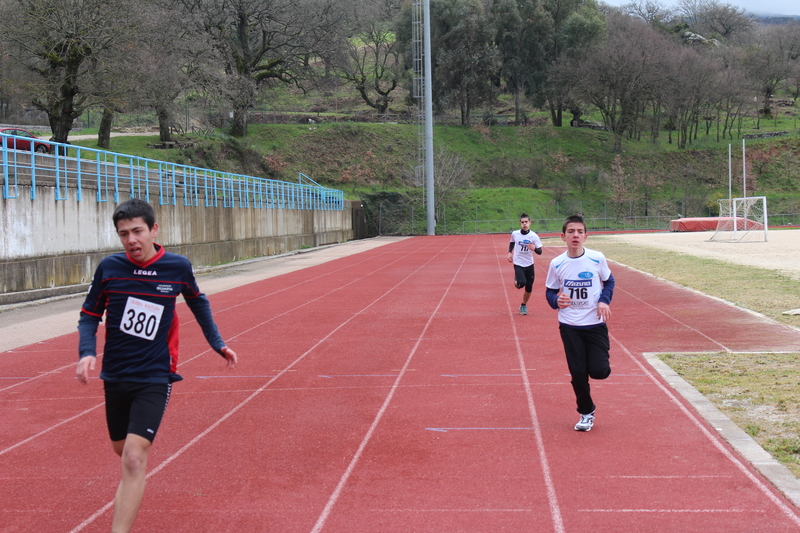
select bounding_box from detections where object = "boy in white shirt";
[545,215,615,431]
[507,214,543,315]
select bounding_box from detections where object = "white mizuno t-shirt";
[545,247,612,327]
[510,230,543,267]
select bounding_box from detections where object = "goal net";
[708,196,768,242]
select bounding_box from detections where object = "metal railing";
[1,133,344,210]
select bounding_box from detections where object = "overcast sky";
[601,0,800,17]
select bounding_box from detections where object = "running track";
[2,235,800,533]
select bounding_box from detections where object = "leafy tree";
[431,0,499,126]
[491,0,552,125]
[540,0,606,126]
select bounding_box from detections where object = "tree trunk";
[231,107,248,137]
[762,87,772,118]
[613,131,623,152]
[548,99,563,127]
[156,106,172,143]
[49,100,76,146]
[97,108,114,149]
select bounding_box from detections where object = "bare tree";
[173,0,344,137]
[677,0,753,43]
[564,14,669,151]
[328,1,403,115]
[622,0,674,27]
[742,22,800,118]
[0,0,140,143]
[405,145,473,217]
[125,7,219,143]
[660,46,717,148]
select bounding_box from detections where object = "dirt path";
[597,228,800,281]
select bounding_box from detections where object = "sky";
[600,0,800,17]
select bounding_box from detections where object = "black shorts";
[104,381,172,442]
[514,264,535,292]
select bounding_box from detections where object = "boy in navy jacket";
[76,198,238,533]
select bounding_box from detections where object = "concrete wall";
[0,183,354,302]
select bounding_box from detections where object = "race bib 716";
[120,297,164,341]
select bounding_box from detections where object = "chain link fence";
[364,196,800,236]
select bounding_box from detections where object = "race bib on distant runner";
[120,297,164,341]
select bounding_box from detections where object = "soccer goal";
[708,196,769,242]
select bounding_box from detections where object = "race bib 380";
[120,297,164,341]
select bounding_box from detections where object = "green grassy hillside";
[75,118,800,232]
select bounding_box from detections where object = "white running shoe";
[575,411,595,431]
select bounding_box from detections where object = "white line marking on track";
[70,238,445,532]
[0,403,103,457]
[584,508,761,513]
[309,238,473,533]
[580,475,731,479]
[371,508,536,512]
[614,286,731,352]
[612,334,800,527]
[499,248,565,533]
[0,362,75,393]
[425,427,534,432]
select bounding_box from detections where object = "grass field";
[580,237,800,477]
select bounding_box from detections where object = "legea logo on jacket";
[133,269,157,276]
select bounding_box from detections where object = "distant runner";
[508,213,543,316]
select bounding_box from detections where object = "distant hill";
[754,15,800,24]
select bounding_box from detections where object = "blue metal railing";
[1,133,344,210]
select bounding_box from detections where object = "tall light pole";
[423,0,435,235]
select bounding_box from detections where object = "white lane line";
[309,237,474,533]
[0,362,76,393]
[0,403,103,457]
[7,240,441,459]
[70,238,450,532]
[584,508,761,513]
[613,334,800,527]
[613,284,731,352]
[6,239,418,387]
[499,245,565,533]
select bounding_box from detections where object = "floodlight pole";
[742,139,747,199]
[423,0,435,235]
[727,144,732,207]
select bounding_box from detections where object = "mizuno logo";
[565,279,592,288]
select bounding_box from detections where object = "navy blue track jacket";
[78,244,225,383]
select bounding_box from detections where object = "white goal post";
[708,196,769,242]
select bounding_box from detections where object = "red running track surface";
[2,235,799,532]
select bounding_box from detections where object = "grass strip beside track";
[572,238,800,478]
